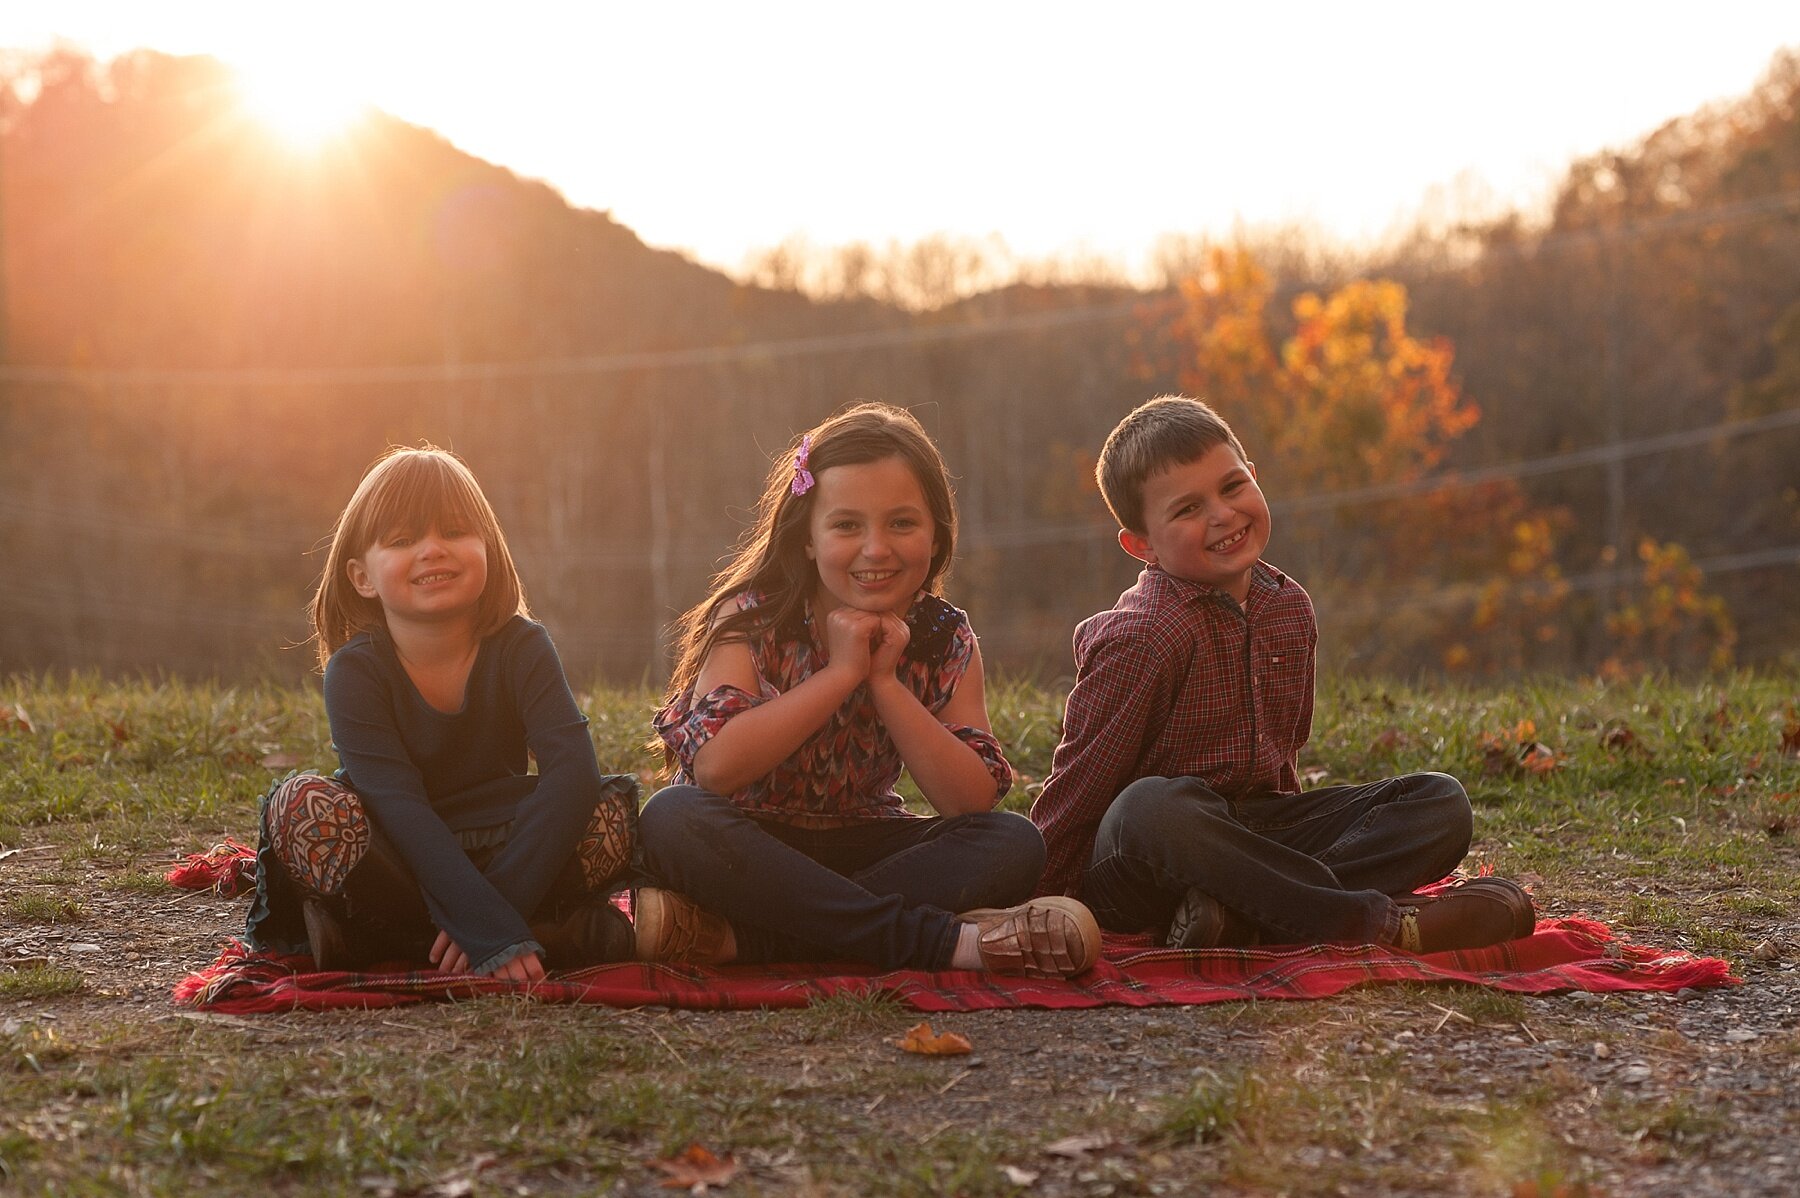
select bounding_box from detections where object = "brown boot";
[301,898,355,970]
[634,888,735,965]
[1394,878,1536,953]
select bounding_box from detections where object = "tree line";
[1,48,1793,682]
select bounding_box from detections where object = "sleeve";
[1028,615,1172,899]
[652,683,769,778]
[476,623,611,922]
[323,648,540,974]
[933,619,1013,803]
[946,723,1013,803]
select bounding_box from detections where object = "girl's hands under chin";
[822,606,882,679]
[868,611,911,680]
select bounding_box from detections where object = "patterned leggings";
[264,773,637,905]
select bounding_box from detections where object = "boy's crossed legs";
[1084,773,1531,951]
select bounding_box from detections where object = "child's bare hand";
[822,606,882,678]
[492,952,546,983]
[869,612,910,678]
[430,929,470,974]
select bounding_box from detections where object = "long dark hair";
[663,402,958,702]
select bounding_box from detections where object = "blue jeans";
[1083,772,1472,944]
[637,785,1046,969]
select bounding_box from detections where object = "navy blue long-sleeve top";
[322,615,604,974]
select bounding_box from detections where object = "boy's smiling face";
[1119,442,1270,604]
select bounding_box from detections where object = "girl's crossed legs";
[636,784,1047,970]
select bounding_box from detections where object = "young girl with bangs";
[638,402,1100,977]
[245,446,637,979]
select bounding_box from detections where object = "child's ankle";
[949,922,981,970]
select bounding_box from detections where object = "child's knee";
[263,774,369,894]
[1415,772,1473,860]
[985,809,1046,879]
[637,784,729,845]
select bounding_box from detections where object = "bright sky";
[6,1,1800,274]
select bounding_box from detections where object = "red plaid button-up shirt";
[1030,562,1316,900]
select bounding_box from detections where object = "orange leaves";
[1780,706,1800,759]
[894,1021,973,1056]
[1482,719,1561,777]
[647,1144,739,1192]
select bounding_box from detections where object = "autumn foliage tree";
[1159,247,1574,674]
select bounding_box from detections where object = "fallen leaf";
[109,720,131,744]
[1599,723,1644,754]
[0,705,35,734]
[260,752,303,769]
[1044,1133,1112,1158]
[1752,940,1782,961]
[648,1143,739,1191]
[1781,710,1800,759]
[1519,743,1560,775]
[999,1164,1040,1186]
[895,1021,973,1056]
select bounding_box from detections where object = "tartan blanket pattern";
[173,917,1736,1015]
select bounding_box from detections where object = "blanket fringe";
[166,841,258,898]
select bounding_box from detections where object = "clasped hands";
[820,606,911,683]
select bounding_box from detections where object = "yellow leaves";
[647,1144,739,1192]
[894,1021,973,1056]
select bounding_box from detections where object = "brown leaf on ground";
[1519,743,1561,775]
[648,1143,739,1191]
[895,1021,973,1056]
[1780,709,1800,758]
[1599,723,1641,752]
[0,704,36,734]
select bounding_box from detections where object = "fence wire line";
[3,186,1799,389]
[4,402,1797,557]
[0,299,1149,387]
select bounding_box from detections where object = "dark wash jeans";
[637,785,1046,970]
[1084,772,1472,945]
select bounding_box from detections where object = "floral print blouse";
[653,592,1013,827]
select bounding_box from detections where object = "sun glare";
[233,59,370,149]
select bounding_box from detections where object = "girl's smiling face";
[347,521,490,629]
[805,455,938,616]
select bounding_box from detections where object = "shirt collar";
[1143,561,1285,609]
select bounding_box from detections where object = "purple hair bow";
[790,435,815,496]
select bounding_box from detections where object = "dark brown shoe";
[302,898,354,970]
[1163,887,1260,948]
[1395,877,1536,953]
[532,900,634,969]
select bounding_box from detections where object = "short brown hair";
[309,446,528,670]
[1096,396,1247,533]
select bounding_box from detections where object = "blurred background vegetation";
[1,49,1795,684]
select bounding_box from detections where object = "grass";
[0,669,1797,1195]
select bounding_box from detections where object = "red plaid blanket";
[173,918,1735,1015]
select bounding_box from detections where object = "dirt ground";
[5,840,1800,1197]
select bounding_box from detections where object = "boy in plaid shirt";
[1030,397,1535,952]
